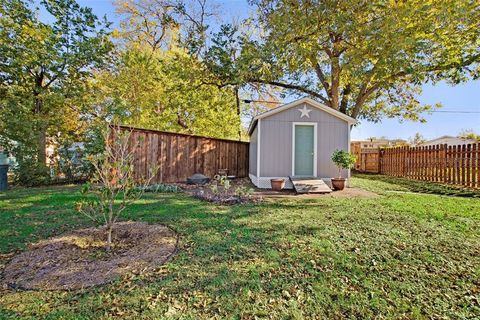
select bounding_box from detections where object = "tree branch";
[330,56,341,110]
[309,55,331,106]
[339,84,351,114]
[251,79,330,104]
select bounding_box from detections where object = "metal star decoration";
[298,105,312,118]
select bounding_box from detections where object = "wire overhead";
[244,99,480,114]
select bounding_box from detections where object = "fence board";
[466,144,471,187]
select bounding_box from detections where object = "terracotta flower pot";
[270,178,285,191]
[331,178,346,191]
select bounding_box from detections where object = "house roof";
[419,135,476,146]
[248,97,357,135]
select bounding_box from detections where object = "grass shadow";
[353,173,480,197]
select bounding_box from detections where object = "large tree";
[115,0,216,55]
[0,0,112,172]
[216,0,480,122]
[109,0,245,139]
[91,47,241,140]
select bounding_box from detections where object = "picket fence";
[378,144,480,189]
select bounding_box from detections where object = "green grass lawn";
[1,175,479,319]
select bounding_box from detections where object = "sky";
[75,0,480,141]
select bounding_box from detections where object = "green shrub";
[13,162,51,186]
[50,144,91,182]
[331,150,356,178]
[11,146,51,186]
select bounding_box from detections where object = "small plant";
[219,176,231,192]
[210,176,231,195]
[331,150,356,178]
[210,183,219,195]
[76,125,157,250]
[235,186,254,198]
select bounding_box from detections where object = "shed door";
[294,124,315,176]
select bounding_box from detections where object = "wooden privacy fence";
[359,144,480,189]
[116,126,249,184]
[353,148,380,173]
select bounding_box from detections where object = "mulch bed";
[185,178,263,205]
[191,191,262,205]
[1,222,177,291]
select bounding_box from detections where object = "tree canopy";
[91,47,240,139]
[213,0,480,122]
[0,0,112,182]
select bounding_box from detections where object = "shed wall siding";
[259,102,349,178]
[249,126,257,176]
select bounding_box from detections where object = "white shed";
[248,97,357,189]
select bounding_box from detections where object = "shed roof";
[248,97,357,135]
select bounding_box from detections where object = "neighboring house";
[0,144,17,167]
[350,138,408,172]
[248,97,357,189]
[351,138,408,149]
[419,135,477,146]
[46,142,85,166]
[0,141,85,174]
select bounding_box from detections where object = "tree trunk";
[106,223,113,251]
[37,128,47,166]
[33,72,47,168]
[34,94,47,168]
[234,86,241,140]
[330,56,340,110]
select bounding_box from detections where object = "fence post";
[406,146,411,178]
[460,144,466,187]
[427,146,431,181]
[400,146,404,176]
[379,148,383,173]
[413,147,420,180]
[417,146,421,181]
[466,144,471,188]
[446,145,450,184]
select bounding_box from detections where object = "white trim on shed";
[291,122,317,177]
[256,119,261,178]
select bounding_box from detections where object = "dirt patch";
[257,187,379,199]
[1,222,177,291]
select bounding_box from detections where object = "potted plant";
[270,178,285,191]
[331,150,356,190]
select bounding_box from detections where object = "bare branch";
[251,79,330,104]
